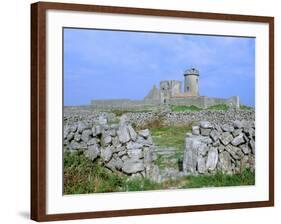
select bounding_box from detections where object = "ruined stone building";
[91,68,240,110]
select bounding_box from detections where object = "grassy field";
[170,104,253,112]
[64,152,254,194]
[150,126,191,150]
[170,105,202,112]
[150,126,191,169]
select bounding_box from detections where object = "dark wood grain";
[31,1,274,221]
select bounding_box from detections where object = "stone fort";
[91,68,240,110]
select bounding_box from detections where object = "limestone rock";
[109,128,117,137]
[197,156,207,173]
[221,124,234,132]
[231,134,245,146]
[220,132,233,145]
[66,132,74,141]
[122,159,144,174]
[210,130,219,141]
[127,124,137,141]
[87,138,98,146]
[81,129,92,142]
[70,124,77,133]
[218,145,225,153]
[143,147,156,166]
[85,145,100,161]
[105,157,123,171]
[117,125,131,143]
[199,121,213,129]
[218,151,232,173]
[249,139,255,154]
[232,128,242,137]
[126,142,143,150]
[64,126,70,139]
[183,135,209,173]
[138,129,150,138]
[127,149,143,159]
[145,164,160,183]
[206,147,218,171]
[102,134,112,146]
[239,144,250,154]
[233,120,243,129]
[240,156,250,172]
[70,141,81,150]
[74,133,81,142]
[101,146,113,162]
[225,145,243,160]
[192,126,200,135]
[200,128,212,136]
[77,121,90,133]
[198,144,208,156]
[95,125,102,136]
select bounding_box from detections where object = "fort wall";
[91,96,239,110]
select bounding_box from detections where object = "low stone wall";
[183,120,255,175]
[125,109,255,128]
[64,119,160,181]
[64,108,117,127]
[90,99,160,110]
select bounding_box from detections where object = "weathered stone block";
[231,134,245,146]
[220,132,233,145]
[138,129,150,138]
[101,146,113,162]
[199,121,213,129]
[206,147,218,171]
[81,129,92,142]
[218,151,232,174]
[221,124,234,132]
[117,125,131,143]
[127,149,143,159]
[200,128,212,136]
[210,129,219,142]
[197,156,207,174]
[192,126,200,135]
[127,124,137,141]
[85,145,100,161]
[122,159,144,174]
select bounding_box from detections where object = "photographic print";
[31,2,274,221]
[63,28,256,194]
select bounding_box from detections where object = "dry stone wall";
[64,117,160,181]
[183,120,255,175]
[126,109,254,128]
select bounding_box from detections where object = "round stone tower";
[184,68,199,96]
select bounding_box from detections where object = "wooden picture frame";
[31,1,274,221]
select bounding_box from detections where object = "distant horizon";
[64,28,255,107]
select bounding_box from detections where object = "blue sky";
[64,28,255,106]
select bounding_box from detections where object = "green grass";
[182,169,255,188]
[171,105,202,112]
[170,103,255,112]
[109,109,152,116]
[150,126,191,151]
[207,104,229,111]
[240,104,253,110]
[150,126,191,169]
[64,151,124,194]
